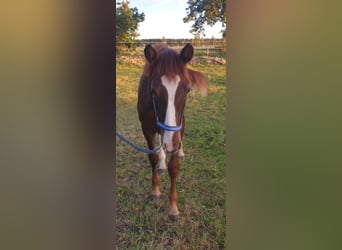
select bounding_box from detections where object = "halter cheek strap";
[152,95,183,132]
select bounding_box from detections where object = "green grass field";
[116,54,226,249]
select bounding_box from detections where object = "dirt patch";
[118,56,145,66]
[191,56,226,65]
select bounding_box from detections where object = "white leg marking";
[169,204,179,216]
[161,75,180,152]
[158,135,167,169]
[178,142,185,158]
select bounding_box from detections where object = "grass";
[116,53,226,249]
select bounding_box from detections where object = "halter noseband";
[152,95,183,132]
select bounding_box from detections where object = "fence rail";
[116,41,225,59]
[117,38,224,48]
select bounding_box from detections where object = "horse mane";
[152,43,168,54]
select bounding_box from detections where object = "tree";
[116,1,145,49]
[183,0,226,37]
[210,35,216,46]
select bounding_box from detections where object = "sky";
[127,0,223,39]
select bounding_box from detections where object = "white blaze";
[161,75,180,152]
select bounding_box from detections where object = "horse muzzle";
[162,133,182,155]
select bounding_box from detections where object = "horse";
[137,43,207,221]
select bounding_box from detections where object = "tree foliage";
[116,1,145,48]
[183,0,226,37]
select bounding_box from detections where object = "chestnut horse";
[137,43,207,221]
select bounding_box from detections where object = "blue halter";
[152,95,183,132]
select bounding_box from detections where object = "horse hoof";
[168,214,179,222]
[158,168,167,175]
[148,194,161,201]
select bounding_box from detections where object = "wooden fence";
[116,41,225,58]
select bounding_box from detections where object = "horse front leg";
[143,130,161,199]
[168,153,180,221]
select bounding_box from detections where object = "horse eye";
[186,87,191,93]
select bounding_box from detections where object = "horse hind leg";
[158,135,167,175]
[178,142,185,160]
[178,117,185,160]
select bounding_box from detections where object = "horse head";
[143,43,207,153]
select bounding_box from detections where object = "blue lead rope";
[116,95,182,154]
[115,131,161,154]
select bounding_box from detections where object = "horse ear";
[144,44,157,63]
[180,43,194,63]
